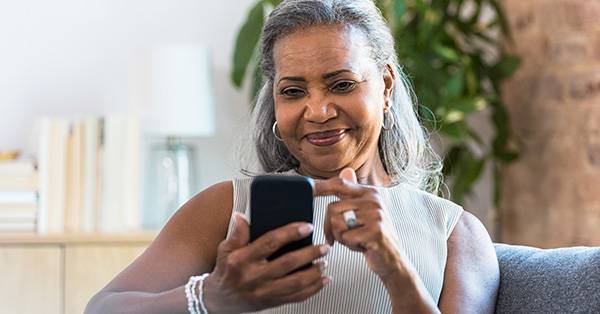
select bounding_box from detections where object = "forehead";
[272,24,374,78]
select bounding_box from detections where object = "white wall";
[0,0,256,190]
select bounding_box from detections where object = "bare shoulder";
[102,180,234,293]
[449,211,494,248]
[162,180,234,243]
[439,211,499,313]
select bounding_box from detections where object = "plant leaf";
[433,44,461,62]
[264,0,282,7]
[448,148,486,204]
[442,144,465,176]
[394,0,407,18]
[463,157,486,188]
[440,121,468,142]
[466,126,485,145]
[444,71,465,99]
[231,2,265,88]
[466,68,478,95]
[491,55,521,80]
[451,97,487,113]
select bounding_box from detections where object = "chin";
[293,142,356,173]
[305,156,351,174]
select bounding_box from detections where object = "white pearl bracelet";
[185,273,211,314]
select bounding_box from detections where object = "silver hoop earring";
[272,121,283,141]
[382,111,395,131]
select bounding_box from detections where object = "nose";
[303,94,337,123]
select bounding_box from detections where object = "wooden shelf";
[0,232,157,244]
[1,236,151,314]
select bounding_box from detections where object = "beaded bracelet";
[185,276,199,314]
[197,273,211,314]
[185,274,211,314]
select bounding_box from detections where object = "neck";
[297,156,393,187]
[353,156,393,186]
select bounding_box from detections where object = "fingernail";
[320,244,331,255]
[319,260,328,271]
[322,276,332,285]
[298,223,313,236]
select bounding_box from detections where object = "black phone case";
[250,175,314,264]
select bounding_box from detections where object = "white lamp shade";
[136,45,215,138]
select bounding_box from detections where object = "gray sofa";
[494,244,600,313]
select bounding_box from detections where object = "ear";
[382,64,395,112]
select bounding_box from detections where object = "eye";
[330,80,358,93]
[280,87,306,98]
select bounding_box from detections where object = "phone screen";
[250,175,314,264]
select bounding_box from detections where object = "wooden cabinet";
[0,234,154,314]
[0,246,62,313]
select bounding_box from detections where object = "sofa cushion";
[494,243,600,313]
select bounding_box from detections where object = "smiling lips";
[306,129,347,146]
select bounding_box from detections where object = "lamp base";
[142,137,196,230]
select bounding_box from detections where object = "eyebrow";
[277,69,357,84]
[322,69,354,80]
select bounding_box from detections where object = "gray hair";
[245,0,443,193]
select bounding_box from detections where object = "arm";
[86,180,330,314]
[438,211,500,314]
[316,169,439,313]
[316,169,498,313]
[85,181,234,314]
[383,211,499,314]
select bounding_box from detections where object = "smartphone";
[250,175,314,265]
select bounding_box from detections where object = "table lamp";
[135,45,215,229]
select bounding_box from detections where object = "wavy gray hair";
[245,0,443,193]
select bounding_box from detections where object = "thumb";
[339,168,358,184]
[222,213,250,252]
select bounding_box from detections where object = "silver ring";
[343,210,357,229]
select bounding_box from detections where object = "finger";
[279,274,331,304]
[329,208,370,243]
[334,210,385,250]
[219,213,250,254]
[339,167,357,184]
[325,199,379,241]
[314,176,364,198]
[262,244,330,279]
[323,187,378,245]
[327,198,382,216]
[259,262,326,299]
[339,224,379,252]
[338,211,388,251]
[323,205,334,245]
[242,222,314,261]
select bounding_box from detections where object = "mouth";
[305,129,348,146]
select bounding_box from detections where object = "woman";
[86,0,499,313]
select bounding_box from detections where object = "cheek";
[274,101,302,139]
[345,93,384,129]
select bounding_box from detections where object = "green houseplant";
[230,0,520,208]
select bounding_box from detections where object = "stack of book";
[36,116,141,234]
[0,159,38,232]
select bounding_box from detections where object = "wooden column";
[500,0,600,247]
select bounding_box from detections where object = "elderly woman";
[86,0,499,313]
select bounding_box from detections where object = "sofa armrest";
[494,243,600,313]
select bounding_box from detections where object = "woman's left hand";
[314,168,408,279]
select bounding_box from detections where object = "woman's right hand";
[202,213,331,314]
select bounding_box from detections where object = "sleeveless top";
[226,171,463,313]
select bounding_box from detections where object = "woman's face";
[272,24,393,178]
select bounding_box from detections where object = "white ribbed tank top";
[226,171,463,313]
